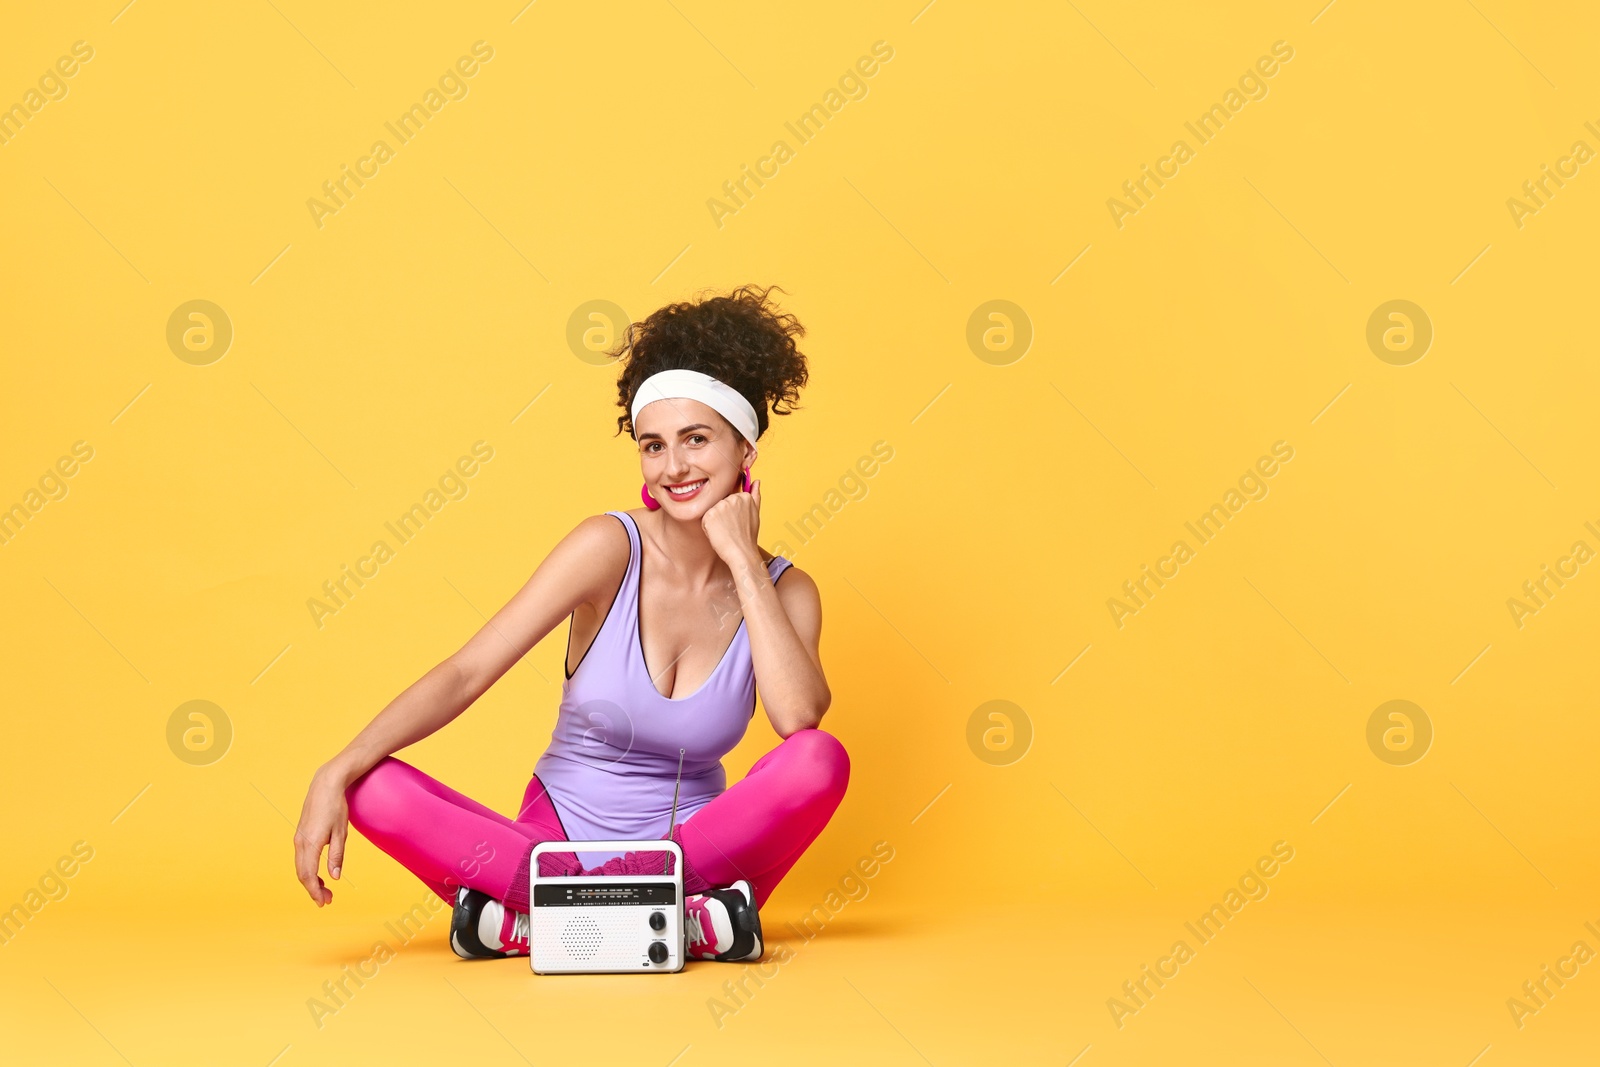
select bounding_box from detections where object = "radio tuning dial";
[648,911,667,931]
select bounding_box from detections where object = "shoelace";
[510,909,530,947]
[683,909,706,948]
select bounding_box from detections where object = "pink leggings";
[345,728,849,910]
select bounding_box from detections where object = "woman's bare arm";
[701,480,830,737]
[292,513,625,905]
[321,513,621,782]
[738,559,830,737]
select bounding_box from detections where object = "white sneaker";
[684,880,763,962]
[449,886,530,959]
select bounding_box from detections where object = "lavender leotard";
[533,510,793,865]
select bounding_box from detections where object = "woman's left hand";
[703,477,762,566]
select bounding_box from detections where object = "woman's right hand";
[294,765,351,907]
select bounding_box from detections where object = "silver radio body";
[528,840,683,974]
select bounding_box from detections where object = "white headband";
[630,368,761,446]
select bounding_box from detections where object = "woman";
[292,285,850,963]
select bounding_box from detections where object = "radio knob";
[648,941,669,963]
[648,911,666,931]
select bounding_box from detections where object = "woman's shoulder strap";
[603,510,642,560]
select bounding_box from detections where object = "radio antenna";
[664,747,685,875]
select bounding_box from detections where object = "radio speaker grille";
[560,915,603,959]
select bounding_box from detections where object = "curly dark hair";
[611,284,809,441]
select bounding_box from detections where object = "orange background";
[2,1,1598,1064]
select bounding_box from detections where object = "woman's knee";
[781,727,850,798]
[344,756,419,833]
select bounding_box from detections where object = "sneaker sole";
[731,880,763,962]
[450,886,496,959]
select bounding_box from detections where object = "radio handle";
[531,839,684,875]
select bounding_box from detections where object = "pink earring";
[740,467,752,493]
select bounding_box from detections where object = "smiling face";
[635,397,754,512]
